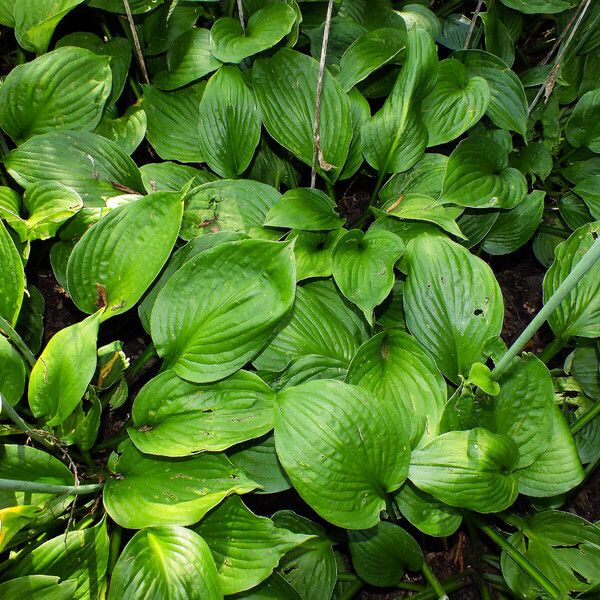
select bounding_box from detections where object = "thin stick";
[422,561,449,600]
[571,399,600,435]
[463,0,484,50]
[123,0,150,85]
[492,237,600,380]
[236,0,245,33]
[529,0,592,114]
[311,0,334,188]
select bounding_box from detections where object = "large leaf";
[13,0,83,53]
[253,49,352,182]
[211,3,296,64]
[4,131,143,205]
[129,370,275,456]
[441,136,527,208]
[0,220,24,324]
[332,229,404,323]
[348,522,422,587]
[0,576,76,600]
[67,192,182,318]
[274,380,410,529]
[4,522,108,600]
[347,330,446,447]
[28,311,101,427]
[455,49,528,136]
[421,58,490,146]
[0,336,26,406]
[142,83,205,163]
[198,66,260,178]
[182,180,281,241]
[361,26,436,176]
[108,527,222,600]
[0,47,111,144]
[543,222,600,339]
[103,441,258,528]
[499,0,577,14]
[501,511,600,599]
[403,234,504,382]
[252,280,368,373]
[195,496,311,595]
[151,240,295,383]
[566,90,600,156]
[408,428,519,513]
[155,28,221,90]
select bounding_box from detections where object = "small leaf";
[466,362,500,396]
[103,441,258,528]
[0,220,24,324]
[566,89,600,154]
[0,336,26,406]
[0,576,76,600]
[288,229,345,281]
[274,380,410,529]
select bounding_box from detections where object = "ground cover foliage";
[0,0,599,598]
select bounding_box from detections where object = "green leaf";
[198,66,260,178]
[94,104,147,155]
[108,527,222,600]
[543,222,600,339]
[566,89,600,153]
[140,162,217,193]
[274,380,410,529]
[455,49,527,136]
[403,234,504,382]
[518,406,584,497]
[573,175,600,219]
[466,362,500,396]
[0,47,111,144]
[441,136,527,208]
[272,511,337,600]
[129,370,275,456]
[481,10,515,67]
[408,428,519,512]
[253,49,352,181]
[339,88,370,181]
[0,220,24,325]
[0,444,73,509]
[509,142,553,182]
[0,576,76,600]
[228,573,302,600]
[103,441,258,528]
[570,344,600,400]
[151,240,295,383]
[332,228,403,323]
[67,192,183,319]
[501,511,600,599]
[499,0,577,14]
[195,496,311,595]
[348,522,422,587]
[481,191,545,255]
[13,0,83,53]
[361,26,437,176]
[4,131,143,205]
[348,329,446,446]
[4,521,108,600]
[211,4,296,64]
[288,229,345,281]
[88,0,163,13]
[182,180,281,241]
[265,188,344,231]
[421,58,490,146]
[28,312,101,427]
[0,336,25,406]
[337,27,406,92]
[142,83,205,163]
[253,280,367,372]
[155,28,221,90]
[228,435,291,495]
[394,483,462,537]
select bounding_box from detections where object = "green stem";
[338,579,363,600]
[0,393,54,451]
[492,237,600,380]
[0,478,102,495]
[538,224,568,238]
[0,315,36,367]
[127,343,156,382]
[571,400,600,435]
[538,336,568,364]
[421,561,448,600]
[474,518,561,599]
[395,581,426,591]
[355,170,386,229]
[92,428,129,451]
[405,576,467,600]
[108,524,122,573]
[324,178,336,203]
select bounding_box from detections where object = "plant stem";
[538,224,568,238]
[396,581,426,591]
[407,576,467,600]
[463,0,484,50]
[108,524,122,573]
[122,0,150,84]
[0,315,36,367]
[0,393,54,451]
[93,428,130,451]
[127,343,156,382]
[0,478,102,495]
[538,336,568,364]
[570,400,600,435]
[474,518,561,599]
[236,0,245,32]
[338,579,363,600]
[492,237,600,380]
[422,561,448,600]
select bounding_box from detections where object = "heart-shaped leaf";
[274,380,410,529]
[288,228,345,281]
[108,527,222,600]
[103,441,258,528]
[129,370,275,456]
[67,192,183,319]
[151,240,296,383]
